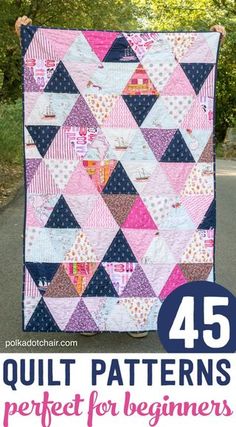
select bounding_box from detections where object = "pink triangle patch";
[43,29,81,57]
[28,161,60,194]
[26,159,42,187]
[26,201,42,227]
[65,299,99,331]
[159,264,187,300]
[142,163,176,196]
[122,196,157,229]
[25,29,59,60]
[122,228,157,262]
[161,163,194,194]
[181,98,212,129]
[63,163,99,195]
[63,95,99,127]
[121,264,155,297]
[84,196,118,229]
[24,93,42,122]
[45,126,76,160]
[103,97,138,128]
[161,230,194,262]
[82,31,120,61]
[181,33,215,63]
[181,195,214,227]
[24,269,41,297]
[161,65,195,96]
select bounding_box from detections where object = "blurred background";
[0,0,235,203]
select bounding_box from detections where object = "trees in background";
[0,0,235,142]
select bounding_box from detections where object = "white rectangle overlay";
[0,353,235,427]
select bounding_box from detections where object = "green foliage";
[216,30,236,142]
[0,0,235,154]
[0,98,22,165]
[216,142,224,157]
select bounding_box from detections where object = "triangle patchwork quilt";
[22,27,220,332]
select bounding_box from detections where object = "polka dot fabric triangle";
[21,26,220,332]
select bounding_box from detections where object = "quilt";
[21,27,220,332]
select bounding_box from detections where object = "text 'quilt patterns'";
[21,27,220,332]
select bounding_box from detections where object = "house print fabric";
[21,27,220,332]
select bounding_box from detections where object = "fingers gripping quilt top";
[21,27,220,332]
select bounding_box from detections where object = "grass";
[0,98,23,165]
[216,143,224,158]
[0,99,23,205]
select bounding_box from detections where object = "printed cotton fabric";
[21,27,220,332]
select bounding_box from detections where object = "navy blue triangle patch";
[102,229,137,262]
[26,125,60,157]
[198,200,216,229]
[180,63,214,95]
[122,95,158,126]
[102,161,137,195]
[25,298,60,332]
[160,129,195,162]
[21,25,38,56]
[45,195,81,228]
[25,262,60,295]
[44,61,79,93]
[103,35,139,62]
[82,265,118,297]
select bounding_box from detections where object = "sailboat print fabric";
[21,27,220,332]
